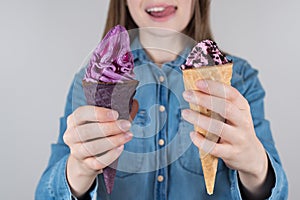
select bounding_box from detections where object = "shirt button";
[158,139,165,146]
[159,76,165,82]
[159,105,165,112]
[157,175,164,182]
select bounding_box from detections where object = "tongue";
[150,6,176,17]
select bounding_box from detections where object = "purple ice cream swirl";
[84,25,135,83]
[182,39,230,70]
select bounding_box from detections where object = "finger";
[74,132,133,159]
[85,145,124,171]
[190,131,230,159]
[196,80,249,110]
[183,90,245,125]
[190,131,217,155]
[67,106,119,127]
[182,109,236,143]
[67,120,132,143]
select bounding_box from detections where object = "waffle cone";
[182,63,233,195]
[82,79,139,194]
[82,80,139,119]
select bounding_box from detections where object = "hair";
[102,0,213,42]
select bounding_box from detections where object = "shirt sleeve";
[35,69,99,200]
[230,58,288,199]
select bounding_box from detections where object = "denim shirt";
[36,38,288,200]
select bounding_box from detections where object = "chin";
[140,26,182,37]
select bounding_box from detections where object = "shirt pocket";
[115,109,148,178]
[177,120,226,175]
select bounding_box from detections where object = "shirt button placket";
[157,72,167,200]
[158,106,166,147]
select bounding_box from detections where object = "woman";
[36,0,288,199]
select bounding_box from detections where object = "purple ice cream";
[181,39,230,69]
[84,25,135,83]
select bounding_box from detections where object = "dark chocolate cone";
[82,79,139,193]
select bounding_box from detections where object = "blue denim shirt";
[36,38,288,200]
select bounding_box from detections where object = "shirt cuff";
[265,151,288,199]
[70,177,98,200]
[61,155,99,200]
[230,151,288,200]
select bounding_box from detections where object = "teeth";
[146,7,165,12]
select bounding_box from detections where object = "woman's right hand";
[63,105,133,198]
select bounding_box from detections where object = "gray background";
[1,0,299,199]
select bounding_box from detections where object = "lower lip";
[146,6,177,22]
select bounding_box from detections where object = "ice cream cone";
[82,79,139,193]
[182,63,233,195]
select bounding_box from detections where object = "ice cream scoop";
[84,25,135,83]
[182,39,230,69]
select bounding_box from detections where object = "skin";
[126,0,193,32]
[65,0,273,198]
[127,0,194,65]
[64,103,138,198]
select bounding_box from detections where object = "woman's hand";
[182,80,270,197]
[63,106,133,197]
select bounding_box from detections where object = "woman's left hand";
[181,79,269,194]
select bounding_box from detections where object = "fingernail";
[190,131,196,140]
[196,80,208,89]
[183,90,193,101]
[118,120,131,131]
[124,132,133,139]
[181,109,190,118]
[190,131,204,149]
[107,110,119,119]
